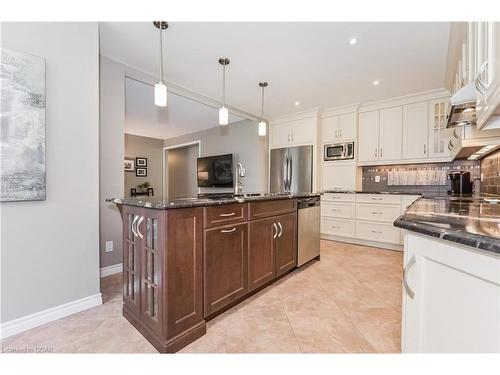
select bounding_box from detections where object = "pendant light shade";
[218,58,230,125]
[219,106,229,125]
[154,82,167,107]
[258,82,269,137]
[153,21,168,107]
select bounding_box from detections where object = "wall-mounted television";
[197,154,234,188]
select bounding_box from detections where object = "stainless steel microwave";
[324,142,355,161]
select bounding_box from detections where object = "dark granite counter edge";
[106,193,322,210]
[394,216,500,255]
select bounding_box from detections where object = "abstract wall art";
[1,48,46,202]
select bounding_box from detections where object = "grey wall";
[99,56,158,269]
[167,144,199,199]
[124,134,163,198]
[1,23,100,323]
[164,120,269,194]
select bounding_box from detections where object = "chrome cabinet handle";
[371,211,383,215]
[371,197,383,201]
[331,225,339,229]
[335,129,338,139]
[278,222,283,238]
[221,227,236,233]
[136,216,144,239]
[219,212,236,217]
[403,255,416,299]
[287,134,290,142]
[423,144,426,155]
[375,148,378,158]
[339,129,342,139]
[380,148,383,158]
[370,230,382,234]
[273,223,278,239]
[131,215,139,237]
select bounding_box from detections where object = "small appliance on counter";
[448,171,473,196]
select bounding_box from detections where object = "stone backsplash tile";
[480,150,500,196]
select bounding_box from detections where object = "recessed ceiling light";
[349,37,357,45]
[373,80,380,86]
[294,101,300,106]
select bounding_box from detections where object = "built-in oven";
[324,142,354,161]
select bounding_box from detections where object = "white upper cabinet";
[402,102,429,159]
[320,112,357,143]
[428,98,450,158]
[379,106,403,161]
[270,116,317,148]
[320,116,339,144]
[338,113,357,141]
[358,110,380,162]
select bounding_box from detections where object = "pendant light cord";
[159,26,163,82]
[222,65,226,106]
[261,86,265,119]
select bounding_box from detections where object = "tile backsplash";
[480,150,500,196]
[362,160,480,196]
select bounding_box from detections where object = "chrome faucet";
[234,163,245,195]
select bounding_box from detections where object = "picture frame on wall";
[124,158,135,172]
[136,157,147,167]
[136,168,147,177]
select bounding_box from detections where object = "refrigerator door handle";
[288,156,293,193]
[283,156,289,192]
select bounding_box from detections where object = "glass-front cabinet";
[428,98,451,158]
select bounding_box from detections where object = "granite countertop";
[107,192,321,210]
[394,196,500,254]
[322,190,425,196]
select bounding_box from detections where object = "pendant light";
[258,82,268,136]
[153,21,168,107]
[218,57,230,125]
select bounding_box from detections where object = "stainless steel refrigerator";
[270,146,313,194]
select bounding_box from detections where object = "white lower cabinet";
[321,201,355,219]
[402,233,500,352]
[356,203,402,222]
[355,220,401,244]
[321,217,355,238]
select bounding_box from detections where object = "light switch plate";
[105,241,113,253]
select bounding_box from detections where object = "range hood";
[446,83,477,128]
[449,124,500,160]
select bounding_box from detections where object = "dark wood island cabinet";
[113,194,319,352]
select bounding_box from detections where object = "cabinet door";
[358,111,380,162]
[292,117,316,145]
[321,162,357,191]
[275,212,297,276]
[139,209,164,334]
[270,122,291,148]
[402,102,428,159]
[338,112,357,141]
[379,106,403,161]
[428,99,450,158]
[204,223,248,316]
[320,116,339,143]
[122,206,142,316]
[248,217,276,292]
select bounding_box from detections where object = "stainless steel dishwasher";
[297,196,321,266]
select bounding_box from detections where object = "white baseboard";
[321,234,403,252]
[100,263,122,278]
[0,293,102,339]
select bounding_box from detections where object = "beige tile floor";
[1,240,403,353]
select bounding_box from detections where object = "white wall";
[0,23,100,325]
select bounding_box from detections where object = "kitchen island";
[394,196,500,352]
[109,193,320,353]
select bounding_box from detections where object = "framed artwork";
[124,158,135,172]
[136,168,147,177]
[136,157,147,167]
[1,48,46,202]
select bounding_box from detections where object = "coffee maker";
[448,171,473,196]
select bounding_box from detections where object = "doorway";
[163,141,200,200]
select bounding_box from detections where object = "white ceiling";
[124,77,243,139]
[101,22,451,120]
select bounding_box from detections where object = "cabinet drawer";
[355,194,402,205]
[321,193,356,203]
[249,199,297,220]
[204,203,248,229]
[321,202,355,219]
[356,203,402,222]
[355,221,401,244]
[321,217,355,238]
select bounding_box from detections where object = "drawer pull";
[331,225,339,229]
[371,197,383,201]
[331,209,339,212]
[219,212,236,217]
[220,227,236,233]
[371,211,383,215]
[371,230,382,234]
